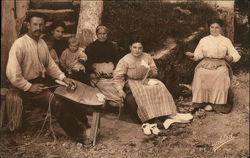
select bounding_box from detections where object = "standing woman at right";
[185,18,241,114]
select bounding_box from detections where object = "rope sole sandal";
[150,124,161,135]
[204,105,213,111]
[141,123,161,135]
[163,113,193,129]
[163,119,175,129]
[141,123,152,135]
[169,113,193,122]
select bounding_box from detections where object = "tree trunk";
[76,0,103,47]
[1,0,29,86]
[1,1,18,85]
[15,0,30,36]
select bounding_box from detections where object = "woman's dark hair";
[207,18,224,27]
[50,21,66,31]
[128,37,144,46]
[25,12,48,23]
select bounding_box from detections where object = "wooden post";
[76,0,103,48]
[15,0,30,36]
[1,0,29,86]
[1,0,18,85]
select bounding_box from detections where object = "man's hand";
[28,84,45,94]
[118,89,126,99]
[225,55,233,63]
[63,77,77,90]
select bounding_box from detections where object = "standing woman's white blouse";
[193,34,241,62]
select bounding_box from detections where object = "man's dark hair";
[25,12,48,23]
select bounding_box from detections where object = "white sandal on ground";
[141,123,152,135]
[163,119,175,129]
[169,113,193,122]
[163,113,193,129]
[150,124,161,135]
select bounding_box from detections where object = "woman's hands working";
[185,51,196,61]
[118,89,126,99]
[225,55,233,63]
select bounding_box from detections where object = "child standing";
[60,37,88,82]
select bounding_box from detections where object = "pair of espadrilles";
[141,113,193,135]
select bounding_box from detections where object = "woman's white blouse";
[193,35,241,62]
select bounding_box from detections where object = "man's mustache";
[34,30,42,33]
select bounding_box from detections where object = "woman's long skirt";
[128,79,177,122]
[192,59,231,104]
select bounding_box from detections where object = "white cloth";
[6,34,65,91]
[148,79,159,85]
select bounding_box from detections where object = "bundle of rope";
[6,88,23,131]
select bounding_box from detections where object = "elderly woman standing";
[114,39,192,135]
[185,18,241,114]
[85,25,122,107]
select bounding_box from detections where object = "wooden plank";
[28,9,75,13]
[29,0,74,10]
[27,9,78,22]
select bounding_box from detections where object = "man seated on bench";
[6,12,90,143]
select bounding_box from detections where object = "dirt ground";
[0,72,249,158]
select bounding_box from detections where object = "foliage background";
[102,1,218,53]
[101,1,249,97]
